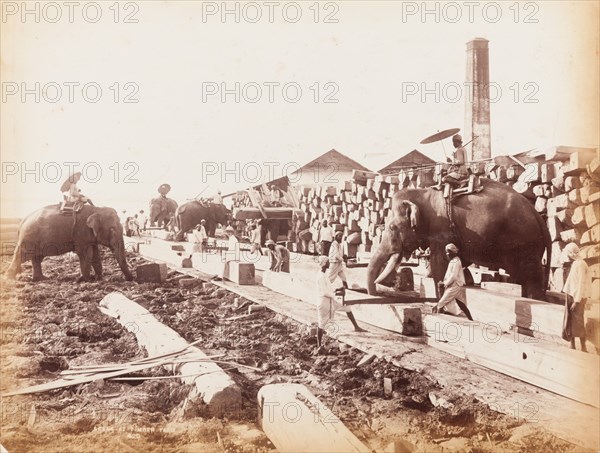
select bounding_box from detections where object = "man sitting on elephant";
[440,134,469,188]
[432,243,473,320]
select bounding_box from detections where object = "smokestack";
[464,38,491,161]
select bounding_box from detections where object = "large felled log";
[99,292,241,414]
[423,314,600,408]
[257,383,370,453]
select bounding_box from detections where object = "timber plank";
[423,314,600,408]
[258,383,370,453]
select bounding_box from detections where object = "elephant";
[174,201,231,241]
[367,180,551,300]
[149,196,178,229]
[4,204,133,282]
[259,219,291,245]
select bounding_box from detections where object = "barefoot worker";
[316,255,365,350]
[562,243,591,352]
[432,243,473,320]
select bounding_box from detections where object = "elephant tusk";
[374,253,400,284]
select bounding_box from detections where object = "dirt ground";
[0,250,589,453]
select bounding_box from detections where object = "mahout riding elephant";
[4,204,133,282]
[174,201,230,241]
[366,180,551,300]
[149,196,178,229]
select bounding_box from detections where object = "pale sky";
[1,1,598,217]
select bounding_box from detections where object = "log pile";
[292,146,599,295]
[295,168,434,256]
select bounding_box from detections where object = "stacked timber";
[292,146,599,295]
[295,168,435,257]
[543,149,600,298]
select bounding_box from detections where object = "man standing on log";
[315,256,365,352]
[328,231,349,289]
[432,243,473,320]
[562,243,591,352]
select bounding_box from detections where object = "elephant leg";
[4,245,23,279]
[31,256,46,281]
[91,245,103,280]
[77,247,93,282]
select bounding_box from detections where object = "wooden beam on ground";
[257,383,370,453]
[99,292,241,415]
[423,314,600,408]
[262,271,423,335]
[138,243,191,268]
[465,288,564,338]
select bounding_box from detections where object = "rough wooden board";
[480,282,522,297]
[138,243,189,268]
[136,249,600,451]
[423,314,600,408]
[99,292,241,414]
[258,383,370,453]
[465,288,564,338]
[227,261,256,285]
[262,271,422,335]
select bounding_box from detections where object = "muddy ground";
[0,250,587,453]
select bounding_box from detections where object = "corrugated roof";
[294,149,371,172]
[378,149,436,173]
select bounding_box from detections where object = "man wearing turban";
[432,243,473,320]
[315,255,365,353]
[562,243,591,352]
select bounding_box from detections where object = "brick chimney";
[464,38,491,161]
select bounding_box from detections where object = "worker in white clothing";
[561,243,591,352]
[315,256,365,353]
[432,243,473,320]
[319,220,334,256]
[328,231,349,289]
[191,220,208,253]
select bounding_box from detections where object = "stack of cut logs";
[294,146,599,297]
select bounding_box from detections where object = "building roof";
[378,149,436,173]
[293,149,371,173]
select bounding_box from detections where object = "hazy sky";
[1,1,598,217]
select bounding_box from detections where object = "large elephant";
[149,197,178,229]
[174,202,230,241]
[4,204,133,282]
[367,180,551,300]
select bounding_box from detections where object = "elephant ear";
[86,213,101,238]
[401,201,419,229]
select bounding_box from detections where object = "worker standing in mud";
[315,256,365,353]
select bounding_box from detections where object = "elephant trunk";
[367,246,393,295]
[374,253,400,285]
[113,237,133,281]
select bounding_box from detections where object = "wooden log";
[480,282,522,297]
[257,383,370,453]
[560,229,582,243]
[352,170,379,185]
[568,188,582,205]
[99,292,241,414]
[551,241,565,268]
[423,314,600,408]
[541,163,557,183]
[570,206,587,226]
[534,197,547,213]
[547,216,563,241]
[547,193,574,216]
[585,203,600,228]
[556,208,575,227]
[136,262,168,283]
[570,149,598,171]
[580,225,600,245]
[564,176,581,192]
